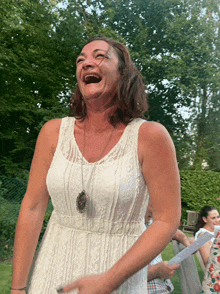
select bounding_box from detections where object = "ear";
[202,216,207,223]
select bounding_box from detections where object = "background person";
[194,206,220,266]
[146,202,193,293]
[10,36,181,294]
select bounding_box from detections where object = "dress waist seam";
[52,221,141,237]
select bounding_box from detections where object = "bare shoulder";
[25,119,62,202]
[41,118,62,137]
[138,121,175,162]
[39,119,62,152]
[139,121,172,143]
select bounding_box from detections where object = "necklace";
[76,121,115,213]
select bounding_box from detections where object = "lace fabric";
[27,117,149,294]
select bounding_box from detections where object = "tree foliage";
[0,0,219,175]
[76,0,220,169]
[0,0,84,177]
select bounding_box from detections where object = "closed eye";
[96,53,107,59]
[76,58,84,64]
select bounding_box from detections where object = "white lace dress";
[27,117,149,294]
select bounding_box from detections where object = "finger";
[57,281,79,293]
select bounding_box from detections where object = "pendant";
[76,190,88,213]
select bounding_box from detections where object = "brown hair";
[69,36,148,126]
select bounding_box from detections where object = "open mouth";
[84,74,102,84]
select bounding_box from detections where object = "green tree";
[0,0,84,177]
[204,92,220,171]
[1,0,219,174]
[73,0,219,168]
[164,0,220,169]
[87,0,220,169]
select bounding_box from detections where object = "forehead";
[82,40,110,53]
[208,210,219,217]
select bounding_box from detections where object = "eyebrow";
[78,49,108,57]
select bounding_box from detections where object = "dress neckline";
[72,117,131,164]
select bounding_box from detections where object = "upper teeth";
[84,74,100,81]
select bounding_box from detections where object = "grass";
[0,239,204,294]
[161,242,182,293]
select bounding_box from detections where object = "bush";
[180,170,220,222]
[0,196,20,261]
[0,195,53,261]
[0,176,27,202]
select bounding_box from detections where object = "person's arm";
[60,121,181,294]
[11,119,60,294]
[172,229,194,247]
[197,232,212,266]
[147,261,180,281]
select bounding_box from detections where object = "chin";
[83,93,102,101]
[82,88,102,99]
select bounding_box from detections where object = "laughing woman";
[11,36,181,294]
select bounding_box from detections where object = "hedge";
[180,170,220,222]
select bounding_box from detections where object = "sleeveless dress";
[27,117,149,294]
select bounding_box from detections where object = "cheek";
[107,69,120,85]
[76,73,83,90]
[76,66,81,81]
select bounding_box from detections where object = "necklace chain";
[76,121,114,213]
[81,121,115,187]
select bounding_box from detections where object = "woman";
[194,206,220,265]
[10,36,181,294]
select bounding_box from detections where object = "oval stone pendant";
[76,190,88,213]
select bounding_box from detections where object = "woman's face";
[76,40,119,109]
[203,209,220,230]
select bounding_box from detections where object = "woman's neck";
[84,105,117,132]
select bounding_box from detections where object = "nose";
[82,58,96,70]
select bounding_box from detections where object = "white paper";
[214,226,220,237]
[168,231,213,265]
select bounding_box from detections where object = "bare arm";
[11,119,60,294]
[61,121,181,294]
[105,122,181,289]
[172,229,193,247]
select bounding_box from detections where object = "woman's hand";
[156,261,180,279]
[57,273,113,294]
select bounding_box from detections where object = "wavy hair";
[194,206,217,235]
[69,36,148,126]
